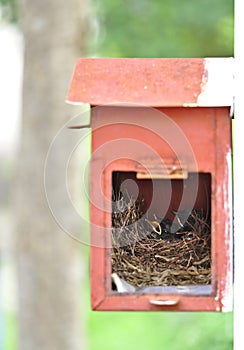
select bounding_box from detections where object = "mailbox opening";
[111,171,212,294]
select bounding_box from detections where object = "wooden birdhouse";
[66,58,233,311]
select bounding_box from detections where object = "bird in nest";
[146,209,202,239]
[146,217,179,239]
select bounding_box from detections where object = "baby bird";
[147,209,203,239]
[147,218,176,239]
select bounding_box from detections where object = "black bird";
[147,209,208,240]
[171,208,209,233]
[171,209,195,232]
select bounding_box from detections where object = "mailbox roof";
[66,58,234,107]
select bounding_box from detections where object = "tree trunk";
[15,1,95,349]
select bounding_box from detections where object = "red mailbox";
[67,58,233,311]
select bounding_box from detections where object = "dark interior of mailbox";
[111,171,212,294]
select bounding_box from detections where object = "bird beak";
[150,221,162,235]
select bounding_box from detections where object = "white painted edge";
[149,299,179,306]
[221,150,234,312]
[65,99,84,106]
[197,57,235,108]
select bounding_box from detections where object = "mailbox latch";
[135,159,188,180]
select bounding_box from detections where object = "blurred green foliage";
[0,0,17,22]
[95,0,234,57]
[88,310,233,350]
[5,311,17,350]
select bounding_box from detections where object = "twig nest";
[112,194,211,288]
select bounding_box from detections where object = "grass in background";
[5,310,17,350]
[88,310,233,350]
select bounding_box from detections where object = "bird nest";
[111,193,211,289]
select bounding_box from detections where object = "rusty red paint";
[89,106,232,312]
[66,58,233,312]
[66,58,205,106]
